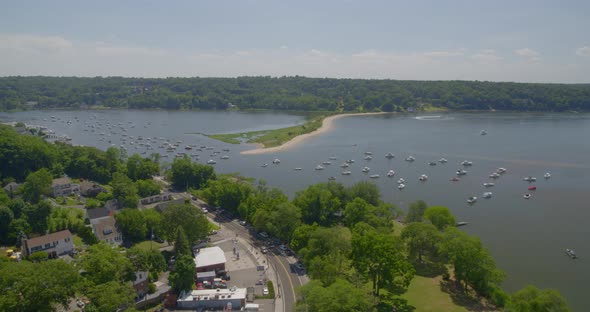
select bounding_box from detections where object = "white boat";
[369,174,380,179]
[385,153,395,159]
[419,174,428,181]
[272,159,281,164]
[185,145,192,150]
[438,158,448,163]
[261,163,268,168]
[523,176,537,182]
[294,168,303,171]
[544,172,551,179]
[461,160,473,166]
[467,196,477,204]
[322,161,332,165]
[489,172,500,179]
[346,159,355,164]
[496,167,507,174]
[565,248,577,259]
[387,170,395,177]
[483,192,493,199]
[341,171,352,175]
[206,159,217,165]
[456,169,468,176]
[340,163,350,168]
[364,155,373,160]
[405,156,415,162]
[315,165,324,170]
[428,161,437,166]
[397,178,405,184]
[398,183,406,190]
[523,193,532,199]
[483,182,495,187]
[364,151,373,155]
[362,167,370,173]
[328,156,337,160]
[328,176,336,181]
[220,155,229,159]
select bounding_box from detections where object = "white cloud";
[0,34,72,53]
[575,46,590,56]
[422,50,465,58]
[471,50,503,62]
[514,48,541,61]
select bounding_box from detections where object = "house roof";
[25,230,72,247]
[52,177,72,187]
[91,216,121,242]
[87,207,110,220]
[4,182,20,191]
[194,246,226,268]
[79,180,105,192]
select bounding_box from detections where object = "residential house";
[4,182,20,198]
[79,180,106,197]
[133,271,150,298]
[51,177,80,198]
[90,215,123,246]
[22,230,74,258]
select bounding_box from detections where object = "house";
[51,177,80,198]
[4,182,20,193]
[140,193,173,206]
[90,216,123,246]
[86,207,111,220]
[22,230,74,258]
[176,287,247,310]
[194,246,226,273]
[133,271,150,298]
[79,180,106,197]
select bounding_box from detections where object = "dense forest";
[1,76,589,112]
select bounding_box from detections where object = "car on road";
[209,230,218,235]
[261,247,268,254]
[202,207,208,213]
[263,286,269,295]
[239,220,247,226]
[256,279,264,285]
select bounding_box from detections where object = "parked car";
[239,220,247,226]
[263,287,269,295]
[259,232,269,238]
[261,247,268,254]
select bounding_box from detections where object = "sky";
[1,0,589,82]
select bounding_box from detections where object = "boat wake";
[414,115,454,121]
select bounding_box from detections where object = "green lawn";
[402,276,469,312]
[133,240,167,251]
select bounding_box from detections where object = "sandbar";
[240,112,391,155]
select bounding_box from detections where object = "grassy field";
[134,240,167,251]
[402,275,469,312]
[200,113,331,148]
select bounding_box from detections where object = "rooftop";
[25,230,72,247]
[194,246,226,268]
[52,177,72,187]
[177,287,247,302]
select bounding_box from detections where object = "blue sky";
[1,0,589,82]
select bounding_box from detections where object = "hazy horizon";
[1,0,589,83]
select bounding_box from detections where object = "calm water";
[2,110,589,311]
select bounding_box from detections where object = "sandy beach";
[240,112,391,155]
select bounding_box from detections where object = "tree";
[111,171,139,208]
[85,281,136,312]
[21,168,52,203]
[127,247,166,273]
[298,279,372,312]
[81,243,135,285]
[401,222,441,263]
[294,183,342,226]
[0,206,14,245]
[351,223,414,296]
[136,179,161,197]
[169,254,196,294]
[174,226,191,257]
[346,181,381,206]
[424,206,456,230]
[405,200,428,223]
[115,208,147,243]
[160,204,208,245]
[266,202,301,242]
[143,208,162,238]
[344,197,372,227]
[506,285,571,312]
[23,200,52,234]
[0,260,80,312]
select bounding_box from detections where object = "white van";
[243,303,259,311]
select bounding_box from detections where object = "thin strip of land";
[240,112,391,155]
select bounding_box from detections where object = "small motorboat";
[362,167,370,173]
[565,248,577,259]
[206,159,217,165]
[322,161,332,165]
[364,151,373,155]
[480,130,487,135]
[220,155,229,159]
[385,153,395,159]
[328,176,336,181]
[489,172,501,179]
[456,221,469,226]
[315,165,324,170]
[387,170,395,177]
[461,160,473,166]
[405,156,415,162]
[341,171,352,175]
[364,155,373,160]
[272,158,281,164]
[528,186,537,191]
[450,177,460,182]
[496,167,507,174]
[261,163,269,168]
[397,178,405,184]
[340,163,350,168]
[438,158,448,163]
[369,174,380,179]
[328,156,337,160]
[483,182,495,187]
[428,161,437,166]
[467,196,477,204]
[456,169,468,176]
[523,176,537,182]
[398,183,406,190]
[346,159,355,164]
[544,172,551,179]
[294,168,303,171]
[419,174,428,181]
[483,192,493,199]
[523,193,532,199]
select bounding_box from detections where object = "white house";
[22,230,74,258]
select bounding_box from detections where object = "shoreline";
[240,112,392,155]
